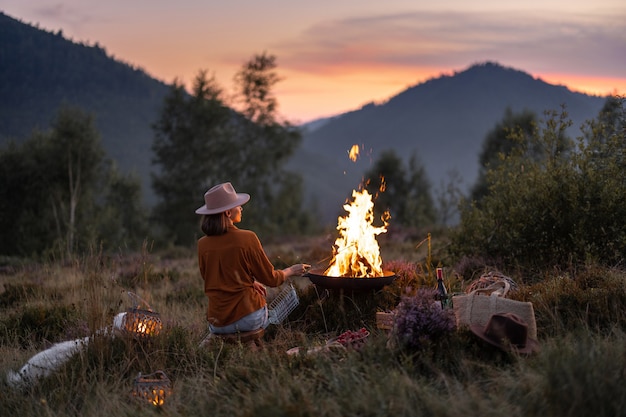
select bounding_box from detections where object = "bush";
[513,264,626,336]
[450,100,626,277]
[0,303,84,347]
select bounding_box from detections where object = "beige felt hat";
[470,312,540,354]
[195,182,250,215]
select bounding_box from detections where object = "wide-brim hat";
[195,182,250,215]
[470,312,540,354]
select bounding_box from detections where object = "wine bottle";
[436,267,448,308]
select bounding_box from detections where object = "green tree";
[0,105,148,257]
[592,95,625,138]
[151,72,233,245]
[450,101,626,276]
[151,53,313,244]
[584,95,626,163]
[363,149,436,229]
[46,106,105,255]
[97,165,149,250]
[233,52,280,126]
[229,53,310,237]
[404,153,437,228]
[470,107,537,203]
[0,133,57,256]
[434,169,464,226]
[574,96,626,262]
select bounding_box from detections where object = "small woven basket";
[376,311,396,330]
[132,370,172,406]
[268,283,299,325]
[123,292,163,338]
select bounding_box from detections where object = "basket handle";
[469,281,510,298]
[127,291,155,311]
[137,370,169,381]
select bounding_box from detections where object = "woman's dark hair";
[201,213,230,236]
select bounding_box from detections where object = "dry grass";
[1,235,625,416]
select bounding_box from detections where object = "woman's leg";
[209,306,268,334]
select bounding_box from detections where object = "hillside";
[1,12,609,225]
[0,12,171,205]
[293,62,607,223]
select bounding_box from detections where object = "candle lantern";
[132,370,172,406]
[123,291,163,338]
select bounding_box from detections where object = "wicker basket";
[376,311,396,330]
[268,283,299,325]
[132,370,172,406]
[123,292,163,338]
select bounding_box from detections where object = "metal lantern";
[123,292,163,338]
[132,370,172,406]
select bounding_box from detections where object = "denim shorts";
[209,306,268,334]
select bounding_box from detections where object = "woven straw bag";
[452,282,537,339]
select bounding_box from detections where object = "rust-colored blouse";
[198,224,286,327]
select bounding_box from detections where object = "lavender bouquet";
[393,288,456,350]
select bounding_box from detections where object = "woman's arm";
[245,232,310,287]
[280,264,311,277]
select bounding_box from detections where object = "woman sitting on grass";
[195,182,309,335]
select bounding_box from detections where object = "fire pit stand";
[303,269,396,291]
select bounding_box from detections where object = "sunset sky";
[2,0,625,123]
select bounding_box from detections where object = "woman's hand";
[253,280,267,297]
[283,263,311,277]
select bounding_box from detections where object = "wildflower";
[393,288,456,350]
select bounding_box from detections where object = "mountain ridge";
[1,12,609,225]
[292,61,606,223]
[0,11,172,205]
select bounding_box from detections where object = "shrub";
[0,303,84,347]
[450,100,626,277]
[0,282,39,307]
[514,264,626,336]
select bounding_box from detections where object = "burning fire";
[348,144,360,162]
[325,188,389,278]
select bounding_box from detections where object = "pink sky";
[2,0,625,123]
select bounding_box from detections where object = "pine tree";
[151,73,233,245]
[0,105,145,256]
[363,149,436,229]
[151,54,313,244]
[230,53,309,236]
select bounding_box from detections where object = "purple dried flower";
[393,288,456,350]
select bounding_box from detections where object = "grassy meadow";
[1,233,626,417]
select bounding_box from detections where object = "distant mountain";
[290,62,607,224]
[0,12,171,205]
[1,12,609,226]
[299,116,337,134]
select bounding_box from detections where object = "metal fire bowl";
[304,269,396,291]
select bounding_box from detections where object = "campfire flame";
[325,188,389,278]
[348,144,360,162]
